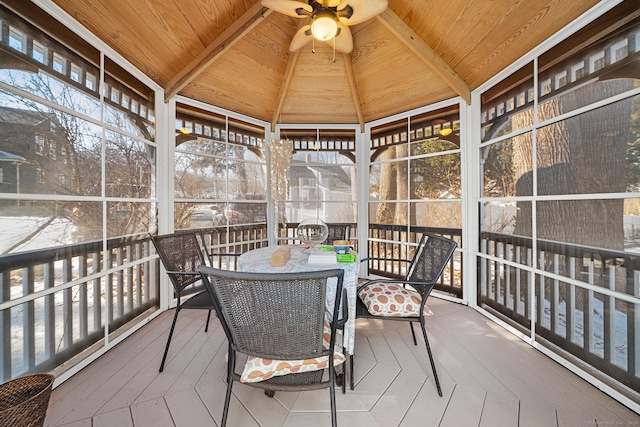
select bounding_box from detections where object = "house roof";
[7,1,636,130]
[0,150,26,162]
[292,164,352,188]
[0,106,50,127]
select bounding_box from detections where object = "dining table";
[237,244,359,355]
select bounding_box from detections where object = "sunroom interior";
[1,0,639,424]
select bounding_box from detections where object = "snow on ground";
[512,296,629,370]
[0,216,75,254]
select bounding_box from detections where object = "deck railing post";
[44,262,55,361]
[1,271,10,382]
[62,259,73,350]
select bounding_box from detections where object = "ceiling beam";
[270,49,300,132]
[342,53,364,132]
[270,20,310,132]
[164,3,272,102]
[376,9,471,104]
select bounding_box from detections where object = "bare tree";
[375,146,396,223]
[513,80,632,250]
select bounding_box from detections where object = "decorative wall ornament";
[269,139,293,227]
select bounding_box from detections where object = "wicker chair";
[151,231,212,372]
[198,266,348,427]
[351,233,457,396]
[324,224,350,244]
[197,230,241,270]
[277,223,351,246]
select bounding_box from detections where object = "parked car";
[200,187,217,199]
[224,201,266,224]
[189,205,224,228]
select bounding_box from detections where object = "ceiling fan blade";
[337,0,388,25]
[262,0,312,18]
[331,24,353,54]
[289,24,312,51]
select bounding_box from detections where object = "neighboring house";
[0,106,71,210]
[288,163,355,223]
[289,163,352,206]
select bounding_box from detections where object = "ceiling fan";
[262,0,388,54]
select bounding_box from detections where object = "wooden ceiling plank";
[164,2,272,101]
[342,53,364,132]
[376,8,471,104]
[48,0,601,124]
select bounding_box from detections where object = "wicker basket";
[0,374,55,427]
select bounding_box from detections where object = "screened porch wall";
[477,11,640,404]
[0,3,162,384]
[367,103,463,297]
[0,0,638,415]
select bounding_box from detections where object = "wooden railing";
[278,223,463,297]
[24,222,640,397]
[367,224,462,297]
[0,235,159,383]
[480,231,640,395]
[277,222,358,248]
[0,225,273,383]
[199,224,270,270]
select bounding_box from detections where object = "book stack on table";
[307,251,338,265]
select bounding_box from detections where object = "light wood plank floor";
[45,298,639,426]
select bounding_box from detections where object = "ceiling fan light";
[312,11,338,41]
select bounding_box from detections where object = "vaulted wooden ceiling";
[30,0,614,129]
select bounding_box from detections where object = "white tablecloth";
[237,245,358,355]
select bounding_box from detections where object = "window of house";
[35,134,44,155]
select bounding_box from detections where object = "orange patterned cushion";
[240,317,345,383]
[358,283,434,317]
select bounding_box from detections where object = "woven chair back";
[152,232,207,293]
[406,234,457,287]
[325,224,350,244]
[200,267,344,361]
